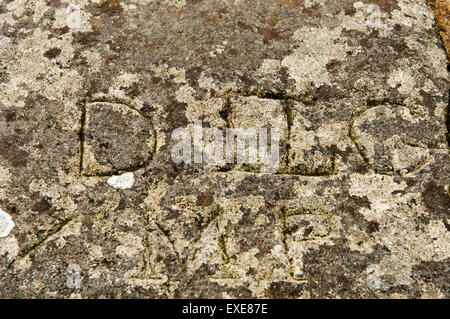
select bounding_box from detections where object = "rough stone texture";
[0,0,448,298]
[426,0,450,59]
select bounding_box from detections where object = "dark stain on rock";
[267,14,279,26]
[343,5,357,16]
[32,198,52,213]
[241,73,258,92]
[227,47,238,56]
[44,47,61,59]
[266,281,304,298]
[122,82,141,98]
[350,196,371,211]
[335,193,373,232]
[326,59,340,73]
[45,0,61,8]
[412,258,450,297]
[314,84,333,100]
[442,219,450,232]
[3,110,16,122]
[419,89,435,114]
[186,66,202,87]
[115,198,127,211]
[140,103,156,116]
[97,0,123,17]
[72,31,101,46]
[394,24,403,32]
[166,98,189,129]
[302,4,323,19]
[327,145,352,162]
[237,21,253,32]
[277,0,302,7]
[370,0,400,13]
[259,27,282,44]
[303,225,314,237]
[86,74,103,97]
[196,192,214,207]
[51,26,69,38]
[421,181,450,220]
[367,221,379,233]
[0,138,29,167]
[359,35,375,49]
[302,241,379,298]
[391,39,411,58]
[354,163,370,174]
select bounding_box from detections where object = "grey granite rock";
[0,0,448,298]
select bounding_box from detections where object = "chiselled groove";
[134,210,164,280]
[207,220,242,281]
[348,101,434,176]
[218,233,231,264]
[277,206,296,280]
[279,155,337,177]
[348,105,374,168]
[8,217,74,268]
[446,96,449,148]
[229,88,310,104]
[85,96,152,121]
[78,99,87,176]
[215,91,338,176]
[282,99,294,171]
[78,96,157,177]
[155,221,184,269]
[192,206,221,244]
[219,96,232,129]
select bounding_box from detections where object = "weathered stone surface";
[82,101,156,176]
[426,0,450,59]
[0,0,448,298]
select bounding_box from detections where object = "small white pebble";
[107,172,135,190]
[0,208,15,238]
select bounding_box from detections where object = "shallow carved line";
[78,96,157,177]
[8,217,74,268]
[215,92,338,176]
[348,101,433,176]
